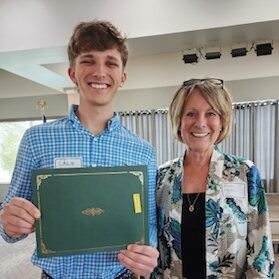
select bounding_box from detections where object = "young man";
[0,20,158,278]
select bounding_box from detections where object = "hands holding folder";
[118,244,159,276]
[1,197,40,238]
[1,166,159,277]
[1,197,159,277]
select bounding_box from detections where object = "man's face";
[68,48,126,108]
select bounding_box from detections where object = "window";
[0,120,54,184]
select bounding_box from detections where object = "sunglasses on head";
[183,78,223,87]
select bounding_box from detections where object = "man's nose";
[93,63,106,78]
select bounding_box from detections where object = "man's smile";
[88,82,109,89]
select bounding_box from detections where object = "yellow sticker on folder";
[133,193,142,213]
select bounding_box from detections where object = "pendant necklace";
[187,192,201,212]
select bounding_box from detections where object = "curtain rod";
[118,99,279,116]
[118,108,168,116]
[233,99,278,108]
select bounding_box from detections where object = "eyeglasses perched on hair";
[183,78,223,87]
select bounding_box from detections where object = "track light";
[183,53,198,64]
[255,43,273,56]
[205,51,221,60]
[231,47,247,57]
[182,40,274,65]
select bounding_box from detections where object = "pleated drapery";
[119,100,279,193]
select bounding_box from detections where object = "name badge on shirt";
[220,182,246,199]
[54,157,83,168]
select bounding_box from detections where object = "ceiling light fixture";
[182,53,198,64]
[205,51,221,60]
[231,47,247,57]
[255,43,273,56]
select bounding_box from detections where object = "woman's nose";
[194,115,206,128]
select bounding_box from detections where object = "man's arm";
[118,148,159,276]
[146,150,158,247]
[0,129,38,242]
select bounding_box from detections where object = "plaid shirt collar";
[69,104,121,135]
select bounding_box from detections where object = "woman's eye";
[207,111,217,117]
[186,112,195,117]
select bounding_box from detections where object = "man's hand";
[118,244,159,276]
[0,197,41,238]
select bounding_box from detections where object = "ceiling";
[1,20,279,99]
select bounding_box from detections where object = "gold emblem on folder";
[81,207,104,216]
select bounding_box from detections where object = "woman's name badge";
[220,182,246,198]
[54,157,82,168]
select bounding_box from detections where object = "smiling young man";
[0,20,158,279]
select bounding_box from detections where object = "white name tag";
[54,157,82,168]
[221,182,246,199]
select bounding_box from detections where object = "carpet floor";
[0,234,278,278]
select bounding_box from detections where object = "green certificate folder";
[32,165,149,258]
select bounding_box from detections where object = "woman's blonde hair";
[169,79,233,144]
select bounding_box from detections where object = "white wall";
[0,76,278,120]
[226,76,279,102]
[1,0,279,51]
[0,94,68,121]
[115,76,279,111]
[124,41,279,90]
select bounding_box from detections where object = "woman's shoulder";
[217,149,255,169]
[158,156,183,172]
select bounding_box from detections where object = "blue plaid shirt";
[0,105,157,279]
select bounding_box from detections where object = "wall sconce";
[37,99,48,123]
[255,43,273,56]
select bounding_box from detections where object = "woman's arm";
[244,165,275,278]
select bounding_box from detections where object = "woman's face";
[180,89,222,153]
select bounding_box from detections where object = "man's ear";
[68,67,77,84]
[119,72,127,87]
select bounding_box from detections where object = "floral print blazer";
[151,148,275,278]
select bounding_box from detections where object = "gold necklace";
[186,193,201,212]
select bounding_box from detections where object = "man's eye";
[81,60,92,64]
[107,62,119,67]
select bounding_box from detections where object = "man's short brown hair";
[67,20,128,68]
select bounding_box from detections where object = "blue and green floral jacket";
[152,148,275,278]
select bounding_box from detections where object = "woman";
[152,79,275,278]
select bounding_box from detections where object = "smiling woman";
[152,79,275,278]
